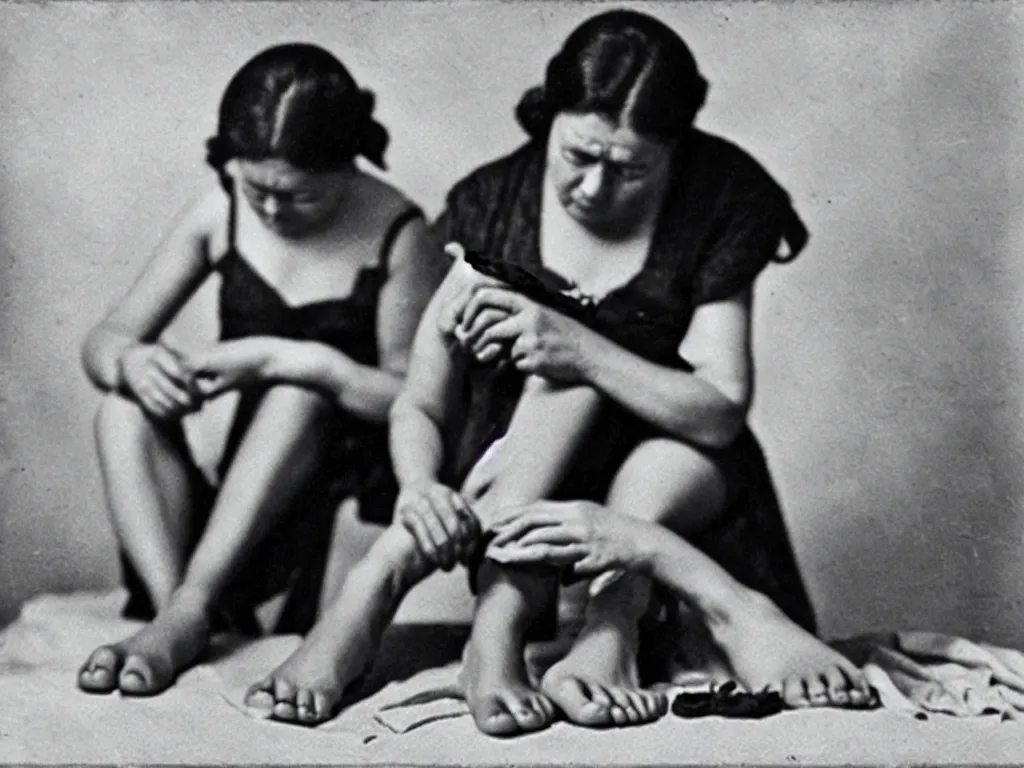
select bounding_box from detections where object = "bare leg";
[78,394,205,693]
[79,385,338,696]
[243,378,603,730]
[543,438,872,717]
[244,524,433,725]
[462,377,602,736]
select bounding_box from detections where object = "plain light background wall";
[1,1,1022,643]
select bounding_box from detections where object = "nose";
[577,164,606,202]
[262,195,281,218]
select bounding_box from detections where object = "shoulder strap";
[377,205,424,269]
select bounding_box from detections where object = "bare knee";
[608,438,726,533]
[253,384,337,438]
[94,392,161,448]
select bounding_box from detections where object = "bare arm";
[81,187,217,391]
[463,286,754,450]
[582,289,754,449]
[389,262,469,486]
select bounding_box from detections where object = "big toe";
[546,677,612,727]
[505,693,554,733]
[244,678,277,718]
[118,655,167,696]
[78,646,121,693]
[472,695,521,737]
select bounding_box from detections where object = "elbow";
[80,331,106,390]
[691,400,749,450]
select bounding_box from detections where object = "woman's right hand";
[118,343,199,420]
[394,481,481,571]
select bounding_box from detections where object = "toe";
[805,675,830,708]
[607,688,640,725]
[118,655,161,696]
[547,677,609,726]
[630,689,661,723]
[825,666,851,707]
[312,690,335,723]
[272,700,298,722]
[78,647,120,693]
[782,676,810,708]
[296,689,318,725]
[271,679,299,722]
[507,696,547,732]
[473,696,519,737]
[244,678,277,717]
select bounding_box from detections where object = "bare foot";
[244,615,373,726]
[541,615,667,728]
[460,622,555,737]
[77,591,211,696]
[711,591,875,709]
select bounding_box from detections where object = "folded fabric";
[833,631,1024,722]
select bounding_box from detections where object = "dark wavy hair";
[205,43,389,187]
[516,10,708,142]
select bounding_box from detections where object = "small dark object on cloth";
[671,680,785,720]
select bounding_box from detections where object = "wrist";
[631,521,663,574]
[578,329,611,386]
[113,342,142,391]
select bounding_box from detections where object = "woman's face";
[546,112,675,236]
[232,158,351,238]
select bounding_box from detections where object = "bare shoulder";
[356,171,421,222]
[188,181,231,263]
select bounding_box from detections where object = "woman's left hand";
[457,287,601,383]
[486,500,654,577]
[187,337,309,398]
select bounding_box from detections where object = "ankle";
[703,586,783,636]
[168,584,218,616]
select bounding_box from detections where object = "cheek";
[550,166,581,202]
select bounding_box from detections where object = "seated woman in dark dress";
[245,11,872,734]
[77,44,446,698]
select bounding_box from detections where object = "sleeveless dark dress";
[120,188,421,634]
[433,131,817,633]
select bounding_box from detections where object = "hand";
[487,501,654,577]
[394,481,482,571]
[457,287,599,383]
[187,337,301,398]
[436,243,508,348]
[118,343,200,419]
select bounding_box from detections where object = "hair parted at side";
[205,43,389,185]
[515,9,709,142]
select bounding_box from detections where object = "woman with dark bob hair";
[77,43,446,698]
[245,11,874,734]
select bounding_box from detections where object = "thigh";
[604,437,728,537]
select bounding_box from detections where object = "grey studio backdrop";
[1,1,1021,648]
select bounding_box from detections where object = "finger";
[490,511,564,545]
[192,374,228,398]
[513,525,581,548]
[569,554,606,577]
[421,500,456,570]
[461,287,527,329]
[401,508,440,566]
[151,347,192,385]
[472,314,527,355]
[486,542,589,567]
[151,372,194,408]
[459,307,512,346]
[139,385,177,419]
